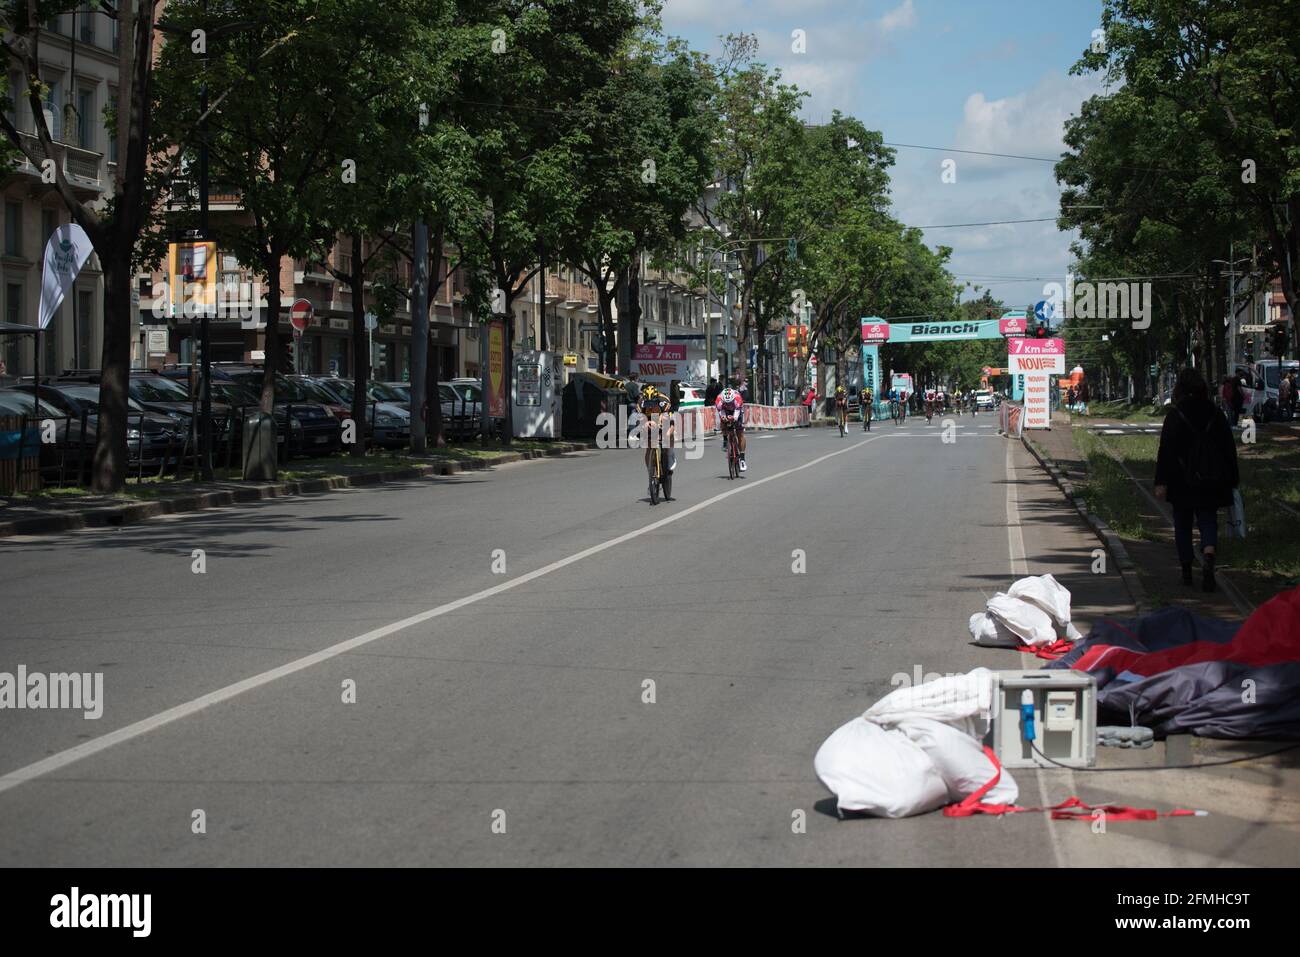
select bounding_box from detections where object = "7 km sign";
[1008,337,1065,374]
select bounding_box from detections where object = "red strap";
[1015,638,1075,661]
[942,746,1201,821]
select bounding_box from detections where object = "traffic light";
[1245,337,1254,363]
[1034,322,1048,338]
[1271,324,1288,358]
[279,337,295,373]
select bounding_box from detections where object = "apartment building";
[1,7,122,379]
[511,263,601,379]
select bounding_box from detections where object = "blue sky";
[660,0,1110,306]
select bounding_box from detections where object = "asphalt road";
[2,414,1297,866]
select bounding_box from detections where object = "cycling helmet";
[642,384,660,400]
[719,387,737,403]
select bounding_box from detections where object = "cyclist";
[715,383,747,472]
[834,385,848,433]
[638,384,675,498]
[897,390,907,424]
[861,386,874,431]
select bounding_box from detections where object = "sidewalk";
[1025,409,1253,619]
[0,440,596,539]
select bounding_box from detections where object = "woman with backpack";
[1154,368,1240,592]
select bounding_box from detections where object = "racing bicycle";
[722,418,741,480]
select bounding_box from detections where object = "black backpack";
[1175,407,1225,491]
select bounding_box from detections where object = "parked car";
[0,388,92,482]
[218,371,343,456]
[382,380,481,438]
[9,382,187,476]
[309,377,411,448]
[58,372,239,452]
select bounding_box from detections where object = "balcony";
[8,131,104,196]
[165,179,243,212]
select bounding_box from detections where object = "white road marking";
[0,433,885,795]
[1005,439,1070,869]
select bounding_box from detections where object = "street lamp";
[1212,248,1253,374]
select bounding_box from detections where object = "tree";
[154,0,433,418]
[1080,0,1300,359]
[451,0,642,437]
[1,1,197,491]
[692,36,808,392]
[561,31,713,375]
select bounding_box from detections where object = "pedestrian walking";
[1154,368,1240,592]
[1279,372,1294,421]
[1067,385,1076,412]
[1076,378,1090,415]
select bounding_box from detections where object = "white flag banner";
[38,224,94,330]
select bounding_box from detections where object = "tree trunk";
[261,252,282,413]
[92,255,133,492]
[349,233,369,459]
[425,231,446,448]
[596,282,615,375]
[618,260,641,375]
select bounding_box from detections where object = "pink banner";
[861,321,890,343]
[1000,317,1028,336]
[1008,337,1065,356]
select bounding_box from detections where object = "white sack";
[968,611,1021,648]
[1007,574,1073,628]
[986,593,1056,647]
[864,667,996,728]
[813,717,949,818]
[898,717,1019,805]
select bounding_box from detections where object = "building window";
[4,202,22,257]
[79,6,95,44]
[41,208,58,249]
[6,282,21,323]
[77,87,95,149]
[47,15,62,34]
[40,75,62,140]
[112,17,120,53]
[77,289,94,368]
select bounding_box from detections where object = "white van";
[1241,360,1298,420]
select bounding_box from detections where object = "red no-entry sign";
[290,298,313,333]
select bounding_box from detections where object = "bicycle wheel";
[650,450,660,504]
[727,436,738,480]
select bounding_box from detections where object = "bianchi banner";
[873,319,1008,343]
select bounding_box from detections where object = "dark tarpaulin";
[1047,586,1300,739]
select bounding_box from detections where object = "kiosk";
[512,350,564,438]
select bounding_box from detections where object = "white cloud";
[879,0,917,33]
[888,71,1108,301]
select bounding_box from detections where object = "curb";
[0,442,596,539]
[1019,432,1153,615]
